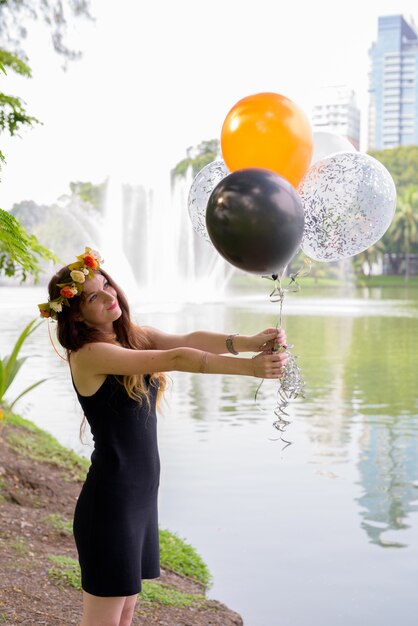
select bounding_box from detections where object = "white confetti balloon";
[188,160,229,242]
[299,152,397,262]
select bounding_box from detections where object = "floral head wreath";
[38,247,104,321]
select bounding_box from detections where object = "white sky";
[1,0,418,209]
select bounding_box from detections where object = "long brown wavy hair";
[48,266,167,410]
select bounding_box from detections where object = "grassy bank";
[0,411,241,626]
[229,272,418,292]
[353,275,418,287]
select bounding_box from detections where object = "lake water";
[1,285,418,626]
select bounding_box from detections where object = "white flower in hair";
[92,250,104,263]
[50,300,63,313]
[70,270,86,283]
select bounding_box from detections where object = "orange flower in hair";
[60,286,78,299]
[38,305,51,318]
[82,254,98,269]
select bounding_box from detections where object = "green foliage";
[44,513,73,535]
[0,48,38,172]
[171,139,220,183]
[0,90,40,136]
[0,208,58,282]
[69,180,105,209]
[352,240,386,278]
[48,555,81,589]
[4,412,90,482]
[350,179,418,278]
[0,48,57,283]
[388,188,418,278]
[0,49,31,76]
[10,197,99,266]
[0,475,5,503]
[140,581,205,608]
[10,537,28,555]
[354,274,418,287]
[368,146,418,193]
[159,528,212,588]
[47,553,206,608]
[0,318,46,411]
[0,2,92,179]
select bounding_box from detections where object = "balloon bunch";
[187,91,397,435]
[189,92,312,273]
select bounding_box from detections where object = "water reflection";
[344,316,418,548]
[358,418,418,548]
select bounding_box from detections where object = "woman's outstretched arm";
[143,326,286,354]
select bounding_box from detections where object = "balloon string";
[255,259,311,448]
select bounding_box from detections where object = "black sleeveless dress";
[72,374,160,597]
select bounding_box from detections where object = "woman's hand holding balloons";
[247,328,287,353]
[251,350,288,379]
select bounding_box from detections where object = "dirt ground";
[0,421,243,626]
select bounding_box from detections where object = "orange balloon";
[221,92,313,188]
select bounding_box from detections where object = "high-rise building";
[311,85,360,149]
[368,15,418,150]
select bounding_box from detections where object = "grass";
[4,412,89,482]
[10,537,28,556]
[140,581,205,608]
[159,528,212,588]
[47,555,207,608]
[47,527,212,598]
[0,475,6,505]
[48,555,81,590]
[44,513,73,535]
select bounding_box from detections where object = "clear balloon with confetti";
[299,152,396,262]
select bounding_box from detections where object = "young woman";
[39,248,288,626]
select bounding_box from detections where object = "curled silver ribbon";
[255,260,311,448]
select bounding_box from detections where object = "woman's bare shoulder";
[69,346,109,395]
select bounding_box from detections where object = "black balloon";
[206,168,305,274]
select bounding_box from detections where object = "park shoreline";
[0,412,243,626]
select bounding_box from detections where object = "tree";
[0,208,57,282]
[171,139,220,183]
[0,0,92,281]
[352,240,386,278]
[69,180,105,211]
[0,51,55,281]
[389,188,418,279]
[0,50,40,166]
[368,146,418,194]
